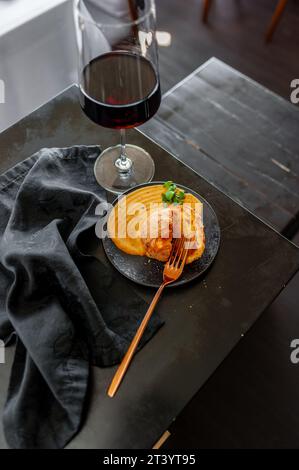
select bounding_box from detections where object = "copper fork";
[107,237,188,398]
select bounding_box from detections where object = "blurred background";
[0,0,298,131]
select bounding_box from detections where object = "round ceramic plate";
[102,182,221,288]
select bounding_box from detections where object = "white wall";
[0,0,78,131]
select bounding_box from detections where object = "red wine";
[80,51,161,129]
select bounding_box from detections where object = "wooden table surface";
[142,57,299,448]
[0,86,298,449]
[143,57,299,237]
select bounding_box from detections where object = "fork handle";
[107,281,168,398]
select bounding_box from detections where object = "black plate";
[102,182,220,287]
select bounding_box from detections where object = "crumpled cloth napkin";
[0,146,162,449]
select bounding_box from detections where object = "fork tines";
[167,237,188,268]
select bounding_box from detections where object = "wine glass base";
[94,144,155,194]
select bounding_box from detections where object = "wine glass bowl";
[75,0,161,194]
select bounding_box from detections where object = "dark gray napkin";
[0,146,162,449]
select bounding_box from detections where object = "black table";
[143,58,299,449]
[143,57,299,237]
[0,85,298,449]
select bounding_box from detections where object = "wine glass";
[74,0,161,194]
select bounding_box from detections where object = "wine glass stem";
[115,129,132,174]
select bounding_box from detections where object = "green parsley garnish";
[162,181,185,205]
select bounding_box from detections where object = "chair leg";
[202,0,213,23]
[265,0,288,42]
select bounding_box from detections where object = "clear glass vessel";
[74,0,161,194]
